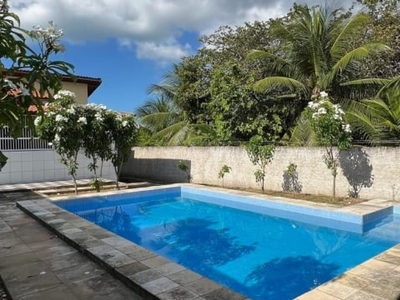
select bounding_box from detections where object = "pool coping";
[16,184,400,300]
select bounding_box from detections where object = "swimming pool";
[56,186,400,299]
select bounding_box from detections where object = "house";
[3,70,102,106]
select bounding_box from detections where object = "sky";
[10,0,350,113]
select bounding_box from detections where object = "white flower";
[95,112,103,121]
[66,107,76,114]
[54,90,75,100]
[308,101,319,110]
[54,133,60,142]
[312,112,319,119]
[48,142,53,146]
[342,124,351,133]
[317,107,327,115]
[320,91,328,98]
[34,116,42,126]
[78,117,87,125]
[333,114,342,120]
[122,120,128,127]
[98,104,107,110]
[55,114,68,122]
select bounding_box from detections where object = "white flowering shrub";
[35,90,138,192]
[306,92,352,200]
[35,90,85,194]
[307,92,352,148]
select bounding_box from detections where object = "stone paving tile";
[2,261,63,298]
[295,289,341,299]
[142,255,170,268]
[158,286,198,300]
[53,260,105,284]
[167,269,202,285]
[0,236,31,257]
[345,290,387,300]
[127,247,157,261]
[362,281,400,299]
[0,251,40,270]
[17,285,80,300]
[155,262,186,276]
[68,273,142,300]
[33,244,78,260]
[115,261,150,277]
[183,278,220,296]
[316,281,359,299]
[141,276,179,295]
[41,251,88,272]
[331,273,372,289]
[128,268,163,285]
[202,287,247,300]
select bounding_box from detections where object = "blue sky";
[10,0,349,113]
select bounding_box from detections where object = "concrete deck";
[1,181,400,299]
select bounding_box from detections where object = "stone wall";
[122,146,400,200]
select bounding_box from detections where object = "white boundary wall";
[0,150,115,184]
[122,146,400,200]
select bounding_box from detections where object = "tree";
[1,1,74,167]
[110,113,138,189]
[247,4,391,102]
[245,136,275,193]
[347,76,400,144]
[209,63,303,142]
[354,0,400,78]
[35,91,84,194]
[81,104,114,191]
[306,92,352,200]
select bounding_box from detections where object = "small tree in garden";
[110,113,138,189]
[178,160,192,182]
[218,165,231,187]
[245,135,275,193]
[81,104,113,191]
[35,91,84,194]
[306,92,352,200]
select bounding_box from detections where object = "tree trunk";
[333,174,336,201]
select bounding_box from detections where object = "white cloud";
[9,0,351,65]
[135,41,192,66]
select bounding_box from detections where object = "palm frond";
[253,76,307,94]
[322,43,391,89]
[289,114,316,146]
[330,13,371,60]
[341,78,391,87]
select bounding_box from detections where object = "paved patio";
[0,190,143,300]
[1,181,400,299]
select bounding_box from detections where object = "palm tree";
[347,76,400,144]
[247,4,391,101]
[136,66,215,146]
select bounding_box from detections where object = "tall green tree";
[347,76,400,144]
[0,0,74,166]
[247,4,391,101]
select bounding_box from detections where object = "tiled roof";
[3,70,102,96]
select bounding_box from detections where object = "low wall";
[0,150,115,184]
[122,146,399,200]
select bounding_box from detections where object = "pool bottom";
[16,184,400,300]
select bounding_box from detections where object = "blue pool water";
[56,187,400,299]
